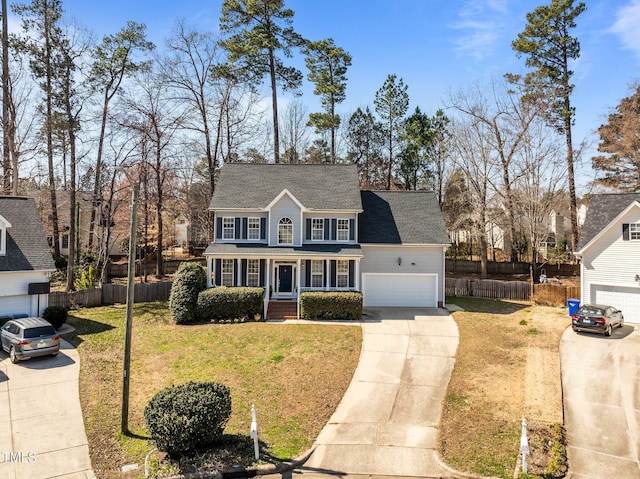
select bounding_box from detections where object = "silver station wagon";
[1,317,60,363]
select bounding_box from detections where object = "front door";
[279,265,293,293]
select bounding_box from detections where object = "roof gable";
[265,189,306,212]
[578,193,640,252]
[209,164,363,211]
[0,213,11,228]
[359,191,450,245]
[0,196,55,272]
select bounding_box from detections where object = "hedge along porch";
[204,244,362,320]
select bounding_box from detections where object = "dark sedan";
[571,304,624,336]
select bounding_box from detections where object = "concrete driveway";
[294,307,459,478]
[0,339,95,479]
[561,325,640,479]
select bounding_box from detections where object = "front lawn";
[64,302,361,478]
[440,298,569,479]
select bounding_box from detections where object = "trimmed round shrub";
[144,381,232,456]
[42,305,68,329]
[169,262,207,324]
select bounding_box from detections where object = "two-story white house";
[204,164,450,318]
[0,196,56,319]
[575,193,640,323]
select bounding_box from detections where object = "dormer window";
[278,217,293,244]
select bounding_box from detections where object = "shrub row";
[144,381,231,456]
[197,286,264,323]
[300,291,363,321]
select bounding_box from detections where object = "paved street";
[0,339,95,479]
[561,325,640,479]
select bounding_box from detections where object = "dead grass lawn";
[440,298,569,479]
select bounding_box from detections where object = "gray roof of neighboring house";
[359,191,450,245]
[204,243,362,256]
[0,196,55,272]
[209,163,363,211]
[578,193,640,250]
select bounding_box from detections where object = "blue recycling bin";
[567,299,580,316]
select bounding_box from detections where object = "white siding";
[360,245,444,305]
[582,207,640,306]
[0,271,50,317]
[269,195,302,246]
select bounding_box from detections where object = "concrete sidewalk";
[293,307,459,477]
[0,339,95,479]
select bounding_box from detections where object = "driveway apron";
[300,307,459,477]
[0,339,95,479]
[561,326,640,479]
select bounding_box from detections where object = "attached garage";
[0,295,32,317]
[362,273,437,307]
[593,285,640,324]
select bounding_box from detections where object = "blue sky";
[11,0,640,192]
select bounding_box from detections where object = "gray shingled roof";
[209,163,363,211]
[0,196,55,272]
[578,193,640,250]
[359,191,450,245]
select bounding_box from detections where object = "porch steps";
[267,301,298,320]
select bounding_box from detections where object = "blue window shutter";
[306,218,312,240]
[331,219,337,241]
[260,218,267,240]
[305,260,311,287]
[233,259,238,285]
[234,218,241,239]
[349,260,355,288]
[241,259,247,286]
[623,223,630,241]
[242,218,248,239]
[259,259,266,286]
[330,260,337,287]
[216,216,222,239]
[215,259,221,286]
[349,219,355,241]
[324,219,330,240]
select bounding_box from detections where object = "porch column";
[356,258,360,291]
[296,258,301,320]
[206,256,212,288]
[264,258,271,318]
[236,258,241,286]
[325,259,330,290]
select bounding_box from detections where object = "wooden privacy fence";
[446,278,580,306]
[49,281,173,309]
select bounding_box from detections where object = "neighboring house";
[575,193,640,323]
[204,164,450,318]
[0,196,56,318]
[173,213,190,249]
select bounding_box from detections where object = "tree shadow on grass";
[446,296,530,315]
[64,315,116,347]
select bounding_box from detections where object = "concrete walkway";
[561,325,640,479]
[0,339,95,479]
[289,307,459,477]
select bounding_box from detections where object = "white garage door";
[0,295,32,317]
[594,286,640,323]
[362,273,437,307]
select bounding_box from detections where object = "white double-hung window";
[631,224,640,240]
[311,260,324,288]
[247,259,260,286]
[222,217,235,239]
[337,219,349,241]
[222,259,234,286]
[248,218,260,240]
[312,218,324,241]
[337,260,349,287]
